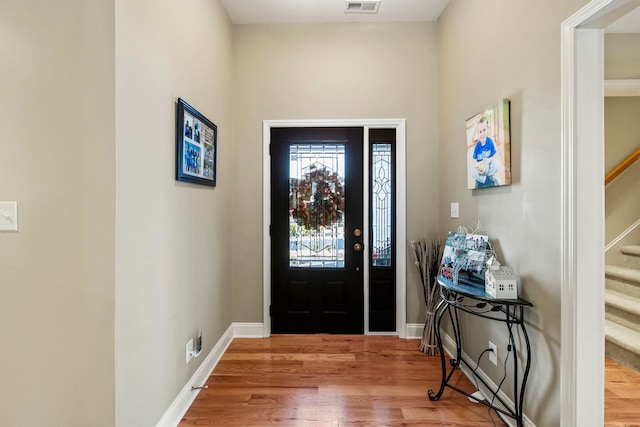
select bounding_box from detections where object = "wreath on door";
[291,166,344,231]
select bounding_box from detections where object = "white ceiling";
[220,0,450,25]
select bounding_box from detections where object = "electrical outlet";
[186,338,194,364]
[194,332,202,357]
[488,341,498,366]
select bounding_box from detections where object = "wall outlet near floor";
[186,338,194,364]
[194,332,202,357]
[488,341,498,366]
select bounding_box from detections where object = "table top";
[437,275,533,307]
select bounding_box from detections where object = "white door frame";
[262,119,407,338]
[561,0,640,425]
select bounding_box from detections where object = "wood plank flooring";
[180,335,508,426]
[605,357,640,426]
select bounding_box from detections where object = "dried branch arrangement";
[411,239,442,355]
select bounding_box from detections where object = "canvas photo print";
[466,99,511,189]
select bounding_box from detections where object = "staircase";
[605,245,640,372]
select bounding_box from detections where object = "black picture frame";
[176,98,217,187]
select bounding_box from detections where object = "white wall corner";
[155,324,234,427]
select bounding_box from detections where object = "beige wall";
[437,1,588,425]
[605,33,640,79]
[604,97,640,172]
[605,97,640,245]
[0,0,115,426]
[114,0,234,425]
[231,22,440,324]
[604,34,640,254]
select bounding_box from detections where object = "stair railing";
[605,147,640,186]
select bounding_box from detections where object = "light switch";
[450,202,459,219]
[0,202,18,231]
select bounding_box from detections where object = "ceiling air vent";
[345,1,381,14]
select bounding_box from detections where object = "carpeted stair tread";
[605,289,640,317]
[605,319,640,356]
[621,246,640,269]
[605,245,640,371]
[621,246,640,257]
[605,265,640,284]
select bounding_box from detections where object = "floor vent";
[345,1,380,14]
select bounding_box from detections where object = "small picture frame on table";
[176,98,217,187]
[439,231,489,283]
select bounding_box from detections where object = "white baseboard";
[440,332,536,427]
[232,322,266,338]
[155,324,234,427]
[405,323,424,339]
[366,331,400,336]
[234,322,419,338]
[605,218,640,253]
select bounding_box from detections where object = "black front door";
[270,127,364,334]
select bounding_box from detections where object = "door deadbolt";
[353,228,362,237]
[353,243,363,251]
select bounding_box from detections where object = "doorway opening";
[262,119,407,337]
[270,127,364,334]
[561,0,640,424]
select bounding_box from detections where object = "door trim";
[262,119,407,338]
[561,0,640,424]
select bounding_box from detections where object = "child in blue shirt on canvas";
[471,116,500,188]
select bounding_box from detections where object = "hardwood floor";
[180,335,508,426]
[605,357,640,426]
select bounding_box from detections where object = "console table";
[428,275,533,427]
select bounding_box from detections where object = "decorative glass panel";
[372,144,392,267]
[289,144,345,268]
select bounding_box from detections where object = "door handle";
[353,243,363,252]
[353,228,362,237]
